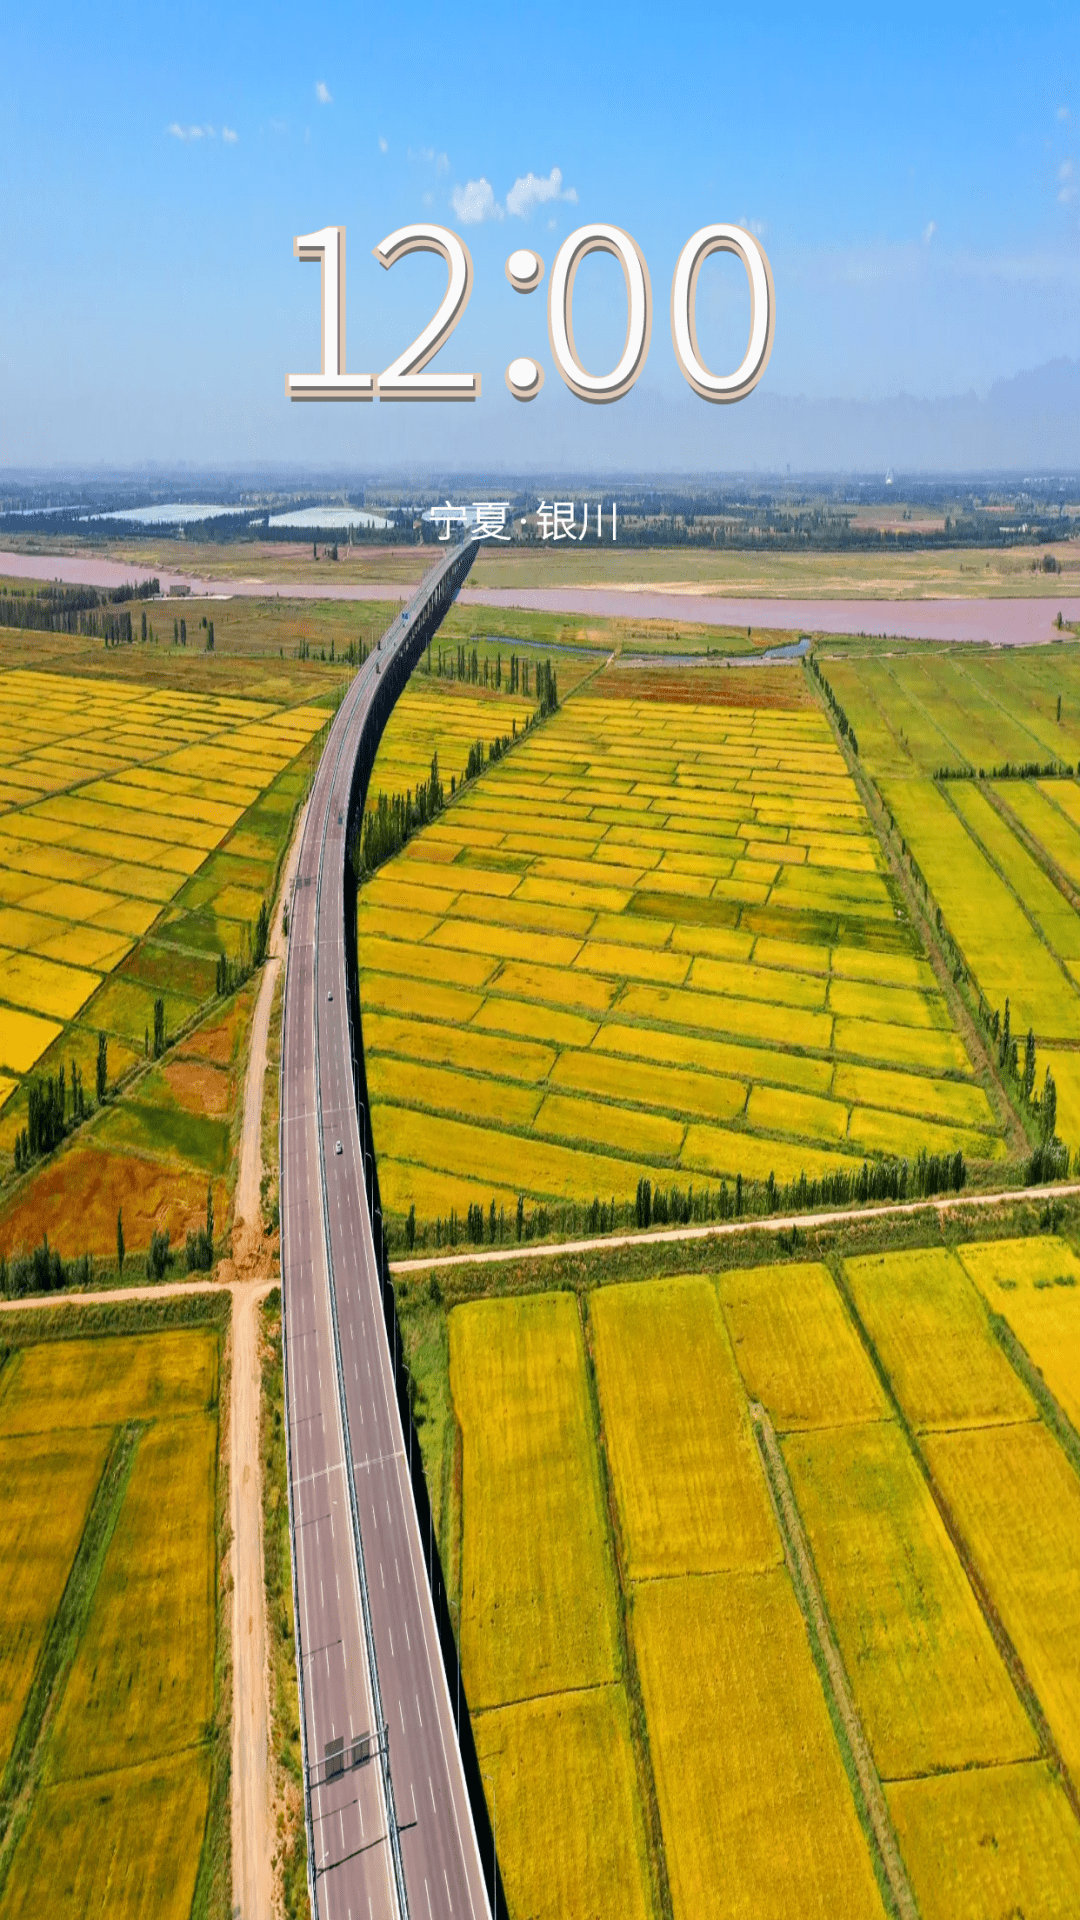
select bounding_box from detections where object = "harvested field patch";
[162,1056,230,1116]
[0,1143,228,1260]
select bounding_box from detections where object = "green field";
[822,642,1080,1148]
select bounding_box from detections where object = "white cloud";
[379,134,388,153]
[1059,105,1071,121]
[409,145,449,172]
[168,122,214,140]
[222,126,239,144]
[315,80,332,105]
[422,190,434,208]
[506,166,577,219]
[1060,159,1077,204]
[451,177,503,223]
[739,215,767,238]
[923,219,936,245]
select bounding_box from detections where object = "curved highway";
[279,540,490,1920]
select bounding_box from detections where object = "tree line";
[808,652,859,754]
[0,578,159,635]
[403,1146,974,1251]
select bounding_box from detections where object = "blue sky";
[0,0,1076,471]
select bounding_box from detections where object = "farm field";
[449,1292,654,1919]
[360,667,1007,1237]
[0,972,253,1264]
[0,1311,224,1920]
[48,530,1080,599]
[822,643,1080,1126]
[421,1237,1080,1920]
[0,659,326,1172]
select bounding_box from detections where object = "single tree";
[1023,1029,1037,1103]
[96,1030,108,1103]
[117,1207,125,1276]
[1042,1068,1058,1143]
[153,997,165,1058]
[405,1204,416,1251]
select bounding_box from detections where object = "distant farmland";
[826,640,1080,1151]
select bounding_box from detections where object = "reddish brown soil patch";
[176,979,256,1068]
[0,1143,228,1261]
[164,1057,231,1117]
[595,662,813,708]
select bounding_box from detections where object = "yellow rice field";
[473,1688,655,1920]
[450,1293,619,1709]
[717,1260,890,1431]
[0,1431,112,1764]
[923,1421,1080,1784]
[784,1421,1036,1779]
[360,690,1001,1228]
[958,1235,1080,1432]
[634,1570,886,1920]
[0,1323,221,1920]
[0,664,324,1109]
[887,1760,1080,1920]
[590,1278,780,1580]
[843,1248,1037,1431]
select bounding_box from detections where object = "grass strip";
[0,1420,143,1896]
[259,1290,310,1920]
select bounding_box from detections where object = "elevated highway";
[279,540,493,1920]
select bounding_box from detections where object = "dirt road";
[236,800,308,1229]
[231,799,307,1920]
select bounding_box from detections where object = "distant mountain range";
[721,359,1080,475]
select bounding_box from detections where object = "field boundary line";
[389,1180,1080,1275]
[749,1401,918,1920]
